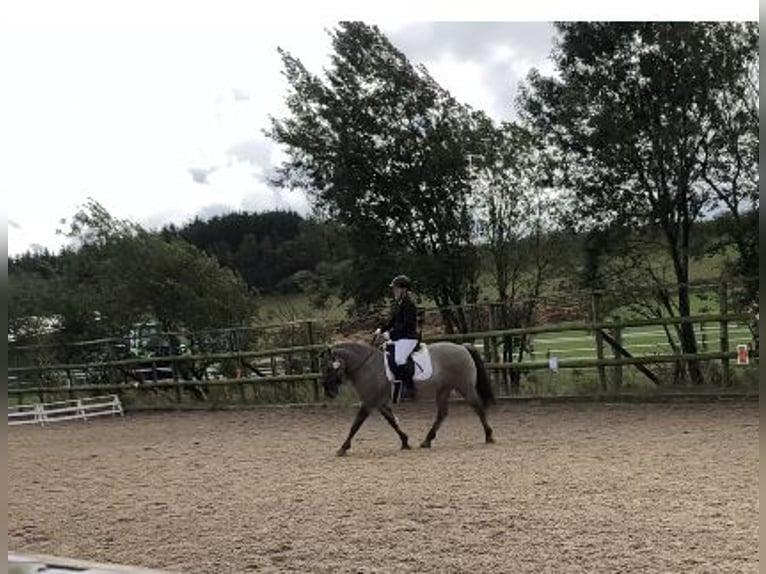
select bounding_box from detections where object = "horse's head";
[320,347,345,399]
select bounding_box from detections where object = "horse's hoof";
[401,443,412,450]
[486,436,496,444]
[419,442,431,449]
[336,448,348,457]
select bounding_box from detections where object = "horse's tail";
[464,344,495,408]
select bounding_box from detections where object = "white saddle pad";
[384,343,433,382]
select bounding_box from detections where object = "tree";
[8,269,60,341]
[472,119,563,303]
[267,21,485,331]
[10,200,257,342]
[519,22,758,384]
[470,118,568,391]
[9,249,62,341]
[104,235,256,332]
[164,211,353,295]
[699,25,759,303]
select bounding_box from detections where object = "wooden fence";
[427,312,756,393]
[7,309,757,407]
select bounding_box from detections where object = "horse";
[321,340,495,456]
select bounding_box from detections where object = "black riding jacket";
[382,294,419,340]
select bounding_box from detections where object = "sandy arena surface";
[8,400,759,573]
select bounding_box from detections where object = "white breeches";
[393,339,418,365]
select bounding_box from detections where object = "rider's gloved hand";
[373,328,382,337]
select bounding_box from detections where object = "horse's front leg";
[421,388,451,448]
[337,406,370,456]
[378,404,411,450]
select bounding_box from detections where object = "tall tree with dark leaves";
[519,22,758,384]
[699,24,759,304]
[267,22,485,331]
[470,116,568,391]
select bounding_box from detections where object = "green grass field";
[252,245,743,324]
[483,318,758,396]
[525,323,754,363]
[255,293,348,323]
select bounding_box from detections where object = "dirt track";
[8,400,759,573]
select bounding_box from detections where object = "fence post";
[591,291,607,391]
[231,329,248,396]
[36,403,46,426]
[171,356,179,383]
[307,321,319,403]
[233,330,246,404]
[719,282,730,387]
[482,336,491,362]
[486,308,496,389]
[611,326,623,389]
[238,378,247,404]
[232,329,240,353]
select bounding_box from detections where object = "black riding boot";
[400,362,416,399]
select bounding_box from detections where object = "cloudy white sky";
[2,1,755,256]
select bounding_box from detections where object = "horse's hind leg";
[457,387,495,444]
[421,388,451,448]
[337,406,369,457]
[468,399,495,444]
[378,405,411,450]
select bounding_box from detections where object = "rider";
[375,274,419,399]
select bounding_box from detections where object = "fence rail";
[7,343,327,375]
[424,313,751,342]
[8,395,124,426]
[7,305,758,406]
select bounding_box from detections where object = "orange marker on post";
[736,344,749,365]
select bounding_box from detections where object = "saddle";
[383,342,433,383]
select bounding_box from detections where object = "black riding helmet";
[389,274,412,289]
